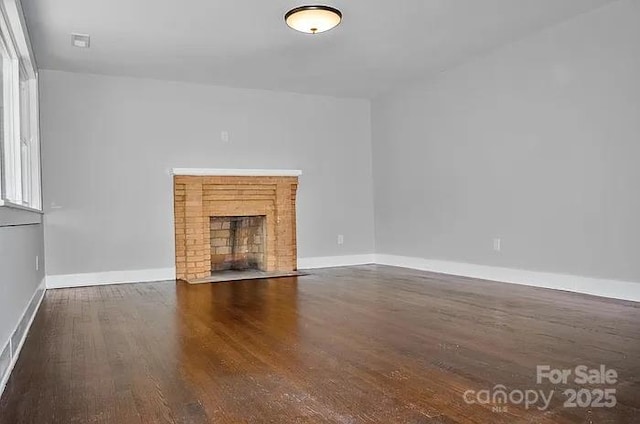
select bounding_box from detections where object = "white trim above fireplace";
[171,168,303,177]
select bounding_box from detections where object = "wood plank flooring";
[1,265,639,423]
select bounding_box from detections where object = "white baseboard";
[375,254,640,303]
[44,255,377,289]
[0,278,46,398]
[298,254,375,269]
[46,267,176,289]
[43,254,639,303]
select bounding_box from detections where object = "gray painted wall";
[40,70,375,277]
[0,222,45,355]
[372,0,640,282]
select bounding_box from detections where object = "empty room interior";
[1,0,639,422]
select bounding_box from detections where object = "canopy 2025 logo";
[462,365,618,413]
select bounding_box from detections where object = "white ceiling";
[22,0,616,98]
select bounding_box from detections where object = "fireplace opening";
[210,216,266,273]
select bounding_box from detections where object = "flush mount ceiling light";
[285,5,342,34]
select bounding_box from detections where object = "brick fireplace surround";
[172,169,301,282]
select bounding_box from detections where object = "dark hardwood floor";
[1,265,639,423]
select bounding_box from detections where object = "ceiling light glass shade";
[285,5,342,34]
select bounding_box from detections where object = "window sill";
[0,199,43,227]
[0,199,42,213]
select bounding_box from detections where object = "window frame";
[0,0,41,213]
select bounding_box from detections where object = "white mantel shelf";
[171,168,302,177]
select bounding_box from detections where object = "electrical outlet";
[35,255,39,271]
[221,130,230,143]
[337,234,344,245]
[493,238,501,252]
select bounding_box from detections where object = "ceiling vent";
[71,33,90,48]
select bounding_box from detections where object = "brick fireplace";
[172,169,300,282]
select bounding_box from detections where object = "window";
[0,1,41,211]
